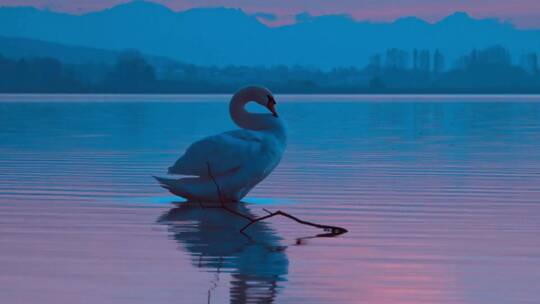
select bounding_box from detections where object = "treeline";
[1,46,540,93]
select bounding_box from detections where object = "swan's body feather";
[168,130,263,178]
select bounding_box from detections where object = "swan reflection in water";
[157,202,289,303]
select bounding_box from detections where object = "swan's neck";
[229,91,285,136]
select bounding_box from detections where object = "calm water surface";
[1,95,540,303]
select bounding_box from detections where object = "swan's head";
[230,86,284,131]
[237,86,279,118]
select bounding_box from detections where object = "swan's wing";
[168,130,263,177]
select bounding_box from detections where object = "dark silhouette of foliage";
[368,77,386,92]
[433,49,445,75]
[520,52,539,76]
[0,45,539,93]
[102,51,157,93]
[0,54,84,92]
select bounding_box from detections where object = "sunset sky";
[1,0,540,28]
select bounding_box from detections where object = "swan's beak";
[268,102,278,118]
[267,95,278,117]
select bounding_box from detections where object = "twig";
[205,161,348,237]
[240,210,347,235]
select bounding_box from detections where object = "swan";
[155,86,286,202]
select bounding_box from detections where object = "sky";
[1,0,540,28]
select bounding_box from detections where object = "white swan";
[155,86,287,202]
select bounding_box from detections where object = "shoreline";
[1,93,540,102]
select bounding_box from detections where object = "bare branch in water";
[239,210,348,235]
[206,162,253,221]
[205,162,348,237]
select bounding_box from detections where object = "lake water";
[1,95,540,304]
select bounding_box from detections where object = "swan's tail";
[153,176,191,199]
[153,175,173,188]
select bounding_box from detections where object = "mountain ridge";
[1,1,539,68]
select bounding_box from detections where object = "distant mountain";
[0,35,190,74]
[0,36,121,64]
[1,1,540,68]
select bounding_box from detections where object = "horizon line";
[2,93,540,103]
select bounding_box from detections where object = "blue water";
[1,95,540,303]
